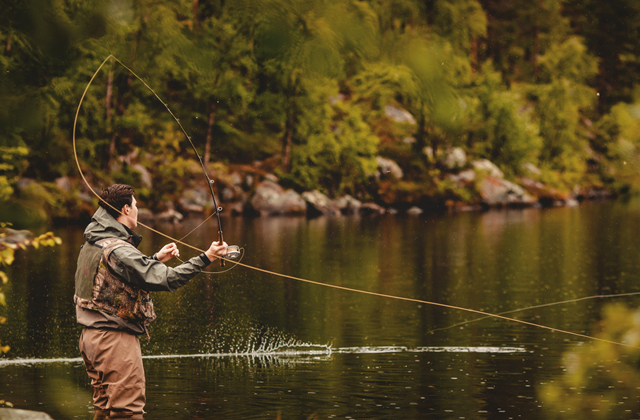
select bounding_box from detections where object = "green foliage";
[0,147,29,202]
[1,0,639,211]
[0,224,61,355]
[466,66,542,175]
[540,304,640,419]
[285,80,379,195]
[595,101,640,193]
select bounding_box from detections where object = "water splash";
[0,345,527,368]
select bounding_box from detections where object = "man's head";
[99,184,138,229]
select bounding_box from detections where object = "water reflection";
[3,201,640,418]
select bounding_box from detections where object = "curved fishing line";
[73,54,638,349]
[73,55,223,261]
[428,291,640,335]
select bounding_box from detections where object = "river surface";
[2,200,640,419]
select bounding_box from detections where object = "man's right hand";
[204,240,229,262]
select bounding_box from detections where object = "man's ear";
[122,204,129,215]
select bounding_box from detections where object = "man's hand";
[156,243,179,263]
[204,240,228,262]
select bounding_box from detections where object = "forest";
[2,0,640,224]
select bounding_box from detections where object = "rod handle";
[218,231,225,267]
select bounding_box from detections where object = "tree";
[250,0,372,172]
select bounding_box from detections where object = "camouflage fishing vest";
[74,238,156,326]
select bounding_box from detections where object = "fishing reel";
[214,206,241,261]
[225,245,241,260]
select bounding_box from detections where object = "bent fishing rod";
[73,54,639,350]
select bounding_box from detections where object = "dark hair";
[99,184,135,219]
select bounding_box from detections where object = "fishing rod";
[72,54,640,350]
[81,55,240,266]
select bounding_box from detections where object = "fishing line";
[73,54,638,349]
[428,291,640,335]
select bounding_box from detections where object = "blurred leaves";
[0,225,62,355]
[541,304,640,419]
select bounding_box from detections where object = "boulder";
[442,147,467,169]
[407,206,423,215]
[521,162,542,176]
[471,159,504,179]
[447,169,476,185]
[360,202,386,215]
[155,208,184,223]
[334,195,362,215]
[249,180,306,216]
[518,177,568,206]
[131,163,152,188]
[302,190,340,217]
[376,156,404,179]
[178,187,209,213]
[478,177,536,207]
[384,105,417,125]
[0,408,53,419]
[55,176,72,192]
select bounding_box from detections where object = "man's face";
[123,196,139,229]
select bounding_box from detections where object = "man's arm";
[108,241,228,292]
[109,247,208,291]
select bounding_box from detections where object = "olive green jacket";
[75,207,211,335]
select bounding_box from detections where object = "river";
[2,200,640,419]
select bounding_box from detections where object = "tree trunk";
[470,37,478,75]
[104,59,116,170]
[193,0,199,33]
[533,26,539,77]
[107,132,117,170]
[204,101,217,170]
[105,59,115,122]
[4,30,11,55]
[282,108,293,173]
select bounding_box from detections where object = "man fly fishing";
[74,184,228,418]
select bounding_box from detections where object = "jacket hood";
[84,207,143,247]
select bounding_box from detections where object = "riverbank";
[0,154,614,228]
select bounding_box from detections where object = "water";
[3,200,640,419]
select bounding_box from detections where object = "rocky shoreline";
[5,154,613,227]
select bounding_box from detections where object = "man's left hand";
[156,242,179,263]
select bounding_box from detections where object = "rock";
[155,208,184,223]
[55,176,72,192]
[249,180,306,216]
[442,147,467,169]
[471,159,504,179]
[424,147,434,160]
[518,177,571,206]
[478,177,536,207]
[229,201,245,216]
[329,94,345,105]
[137,208,154,222]
[302,190,340,217]
[131,163,152,188]
[178,187,209,213]
[407,206,423,215]
[264,173,279,182]
[334,195,362,215]
[16,178,35,191]
[521,162,542,176]
[0,408,53,419]
[447,169,476,185]
[376,156,404,179]
[360,202,386,215]
[384,105,417,125]
[221,184,244,202]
